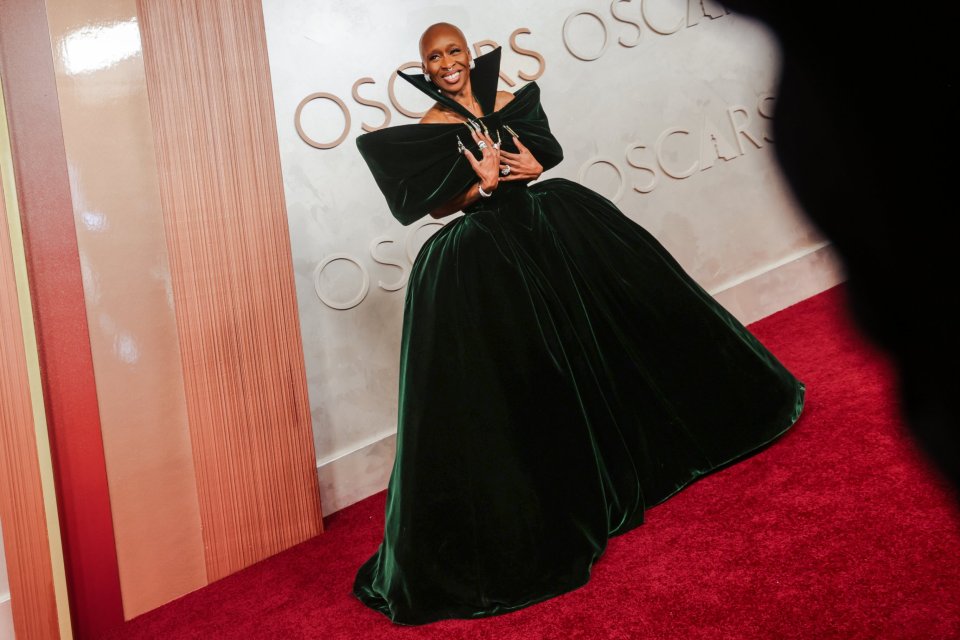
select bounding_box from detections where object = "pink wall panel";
[43,0,208,619]
[0,0,124,635]
[0,141,63,640]
[137,0,323,581]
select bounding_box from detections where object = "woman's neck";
[440,80,482,118]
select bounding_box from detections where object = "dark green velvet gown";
[352,48,804,625]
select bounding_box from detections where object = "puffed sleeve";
[356,125,477,226]
[496,83,564,174]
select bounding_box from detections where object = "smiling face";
[419,23,471,94]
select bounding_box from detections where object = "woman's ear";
[468,57,475,70]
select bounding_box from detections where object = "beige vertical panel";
[0,76,70,639]
[137,0,323,580]
[42,0,208,618]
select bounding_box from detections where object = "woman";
[352,22,804,625]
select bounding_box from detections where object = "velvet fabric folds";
[352,47,805,625]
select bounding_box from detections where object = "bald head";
[419,22,467,61]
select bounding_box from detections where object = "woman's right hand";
[463,127,500,193]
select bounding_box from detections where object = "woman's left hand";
[499,137,543,182]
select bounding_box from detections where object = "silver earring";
[423,73,431,81]
[469,59,475,69]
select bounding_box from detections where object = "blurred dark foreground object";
[719,2,959,491]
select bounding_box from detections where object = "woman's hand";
[499,136,543,182]
[428,126,501,219]
[463,127,500,193]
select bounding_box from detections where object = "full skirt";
[353,178,805,624]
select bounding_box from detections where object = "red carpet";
[103,285,960,639]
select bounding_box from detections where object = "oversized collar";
[397,46,502,121]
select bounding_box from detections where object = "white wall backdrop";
[261,0,843,514]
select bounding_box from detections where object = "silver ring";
[477,141,487,150]
[500,165,511,176]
